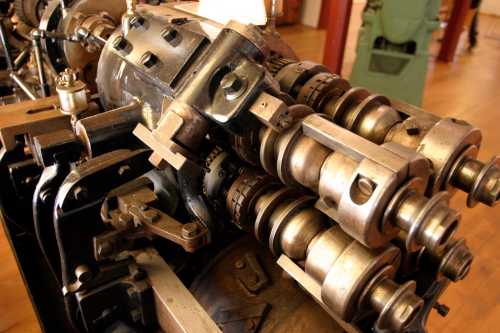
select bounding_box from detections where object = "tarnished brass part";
[287,135,330,190]
[320,241,401,321]
[305,225,352,282]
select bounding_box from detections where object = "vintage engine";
[0,2,498,333]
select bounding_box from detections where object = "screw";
[130,309,141,322]
[97,241,113,257]
[161,27,179,44]
[118,213,134,229]
[131,267,147,281]
[39,189,53,204]
[75,265,93,283]
[434,302,450,317]
[142,209,159,223]
[127,286,138,298]
[221,72,243,95]
[234,260,246,269]
[140,51,159,68]
[130,15,146,28]
[182,223,200,238]
[73,186,88,201]
[118,165,131,177]
[112,35,129,51]
[357,177,375,197]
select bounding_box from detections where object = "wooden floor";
[1,4,499,333]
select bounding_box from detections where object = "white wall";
[481,0,500,16]
[301,0,323,27]
[300,0,367,28]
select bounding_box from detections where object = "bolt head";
[221,73,242,93]
[130,15,146,28]
[182,223,200,238]
[234,260,246,269]
[220,72,247,100]
[97,242,113,257]
[112,35,129,51]
[73,186,88,201]
[118,213,134,229]
[39,189,53,204]
[357,177,375,196]
[161,27,178,43]
[118,165,131,177]
[140,51,159,68]
[75,265,93,283]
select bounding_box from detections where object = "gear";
[14,0,46,27]
[297,72,351,111]
[226,170,277,231]
[266,57,296,77]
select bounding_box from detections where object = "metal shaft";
[32,31,51,97]
[0,19,13,70]
[10,73,37,100]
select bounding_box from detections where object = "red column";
[322,0,353,74]
[438,0,471,62]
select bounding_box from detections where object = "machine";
[0,1,498,332]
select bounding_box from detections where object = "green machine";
[350,0,441,106]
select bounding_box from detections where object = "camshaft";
[270,60,500,208]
